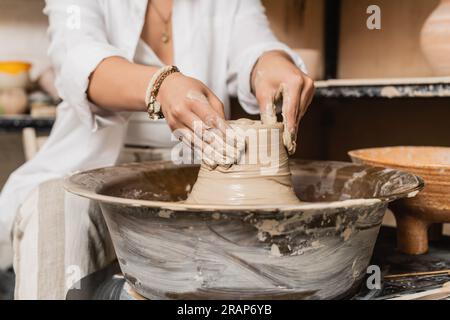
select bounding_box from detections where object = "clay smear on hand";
[186,90,209,105]
[186,90,245,168]
[278,83,297,155]
[256,70,278,125]
[260,83,297,155]
[282,112,297,156]
[260,102,277,125]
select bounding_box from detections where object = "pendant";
[162,32,170,44]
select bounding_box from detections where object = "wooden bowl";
[349,146,450,255]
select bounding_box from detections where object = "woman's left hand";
[251,51,315,155]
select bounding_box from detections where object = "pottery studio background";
[1,1,450,232]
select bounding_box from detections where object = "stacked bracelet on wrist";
[145,65,180,120]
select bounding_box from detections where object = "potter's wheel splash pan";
[65,160,424,300]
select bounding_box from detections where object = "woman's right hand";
[157,72,243,168]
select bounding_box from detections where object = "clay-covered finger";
[280,82,302,155]
[258,89,278,126]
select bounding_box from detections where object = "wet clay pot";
[65,160,423,300]
[186,119,300,206]
[350,147,450,255]
[421,0,450,76]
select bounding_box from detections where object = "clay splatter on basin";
[65,160,423,300]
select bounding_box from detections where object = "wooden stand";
[393,209,431,255]
[392,205,446,255]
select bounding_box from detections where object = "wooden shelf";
[315,77,450,99]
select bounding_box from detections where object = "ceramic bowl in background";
[349,146,450,255]
[0,88,28,115]
[420,0,450,76]
[0,61,32,90]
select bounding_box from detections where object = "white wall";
[0,0,50,79]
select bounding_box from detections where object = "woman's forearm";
[87,56,159,112]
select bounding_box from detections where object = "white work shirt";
[0,0,305,266]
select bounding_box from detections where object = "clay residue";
[282,126,297,156]
[278,84,298,156]
[258,82,297,155]
[185,90,245,169]
[381,85,450,98]
[108,203,384,300]
[270,244,282,257]
[380,86,401,98]
[260,103,277,126]
[158,210,172,219]
[186,90,210,105]
[342,227,353,241]
[257,219,284,236]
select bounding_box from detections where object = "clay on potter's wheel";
[186,118,301,206]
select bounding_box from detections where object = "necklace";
[150,1,172,44]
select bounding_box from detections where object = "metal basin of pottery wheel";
[349,146,450,255]
[65,160,423,300]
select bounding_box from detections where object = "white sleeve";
[226,0,307,115]
[44,0,129,131]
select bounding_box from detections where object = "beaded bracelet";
[145,65,180,120]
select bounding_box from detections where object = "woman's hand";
[251,51,315,155]
[158,72,243,167]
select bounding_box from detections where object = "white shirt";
[0,0,305,265]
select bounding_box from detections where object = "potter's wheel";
[66,261,369,300]
[66,227,450,300]
[65,160,424,300]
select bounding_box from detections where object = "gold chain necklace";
[150,1,172,44]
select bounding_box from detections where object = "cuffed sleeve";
[44,0,130,131]
[227,0,307,114]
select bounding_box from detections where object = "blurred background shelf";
[315,77,450,99]
[0,115,54,132]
